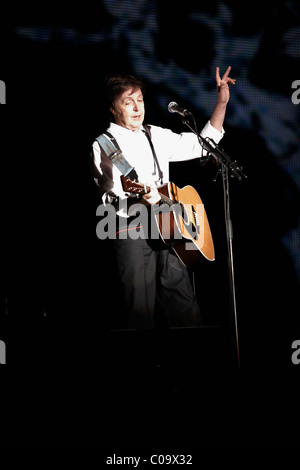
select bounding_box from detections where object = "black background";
[1,1,300,451]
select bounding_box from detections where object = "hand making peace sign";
[216,66,236,105]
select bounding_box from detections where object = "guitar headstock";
[120,176,149,195]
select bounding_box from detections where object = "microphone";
[168,101,192,117]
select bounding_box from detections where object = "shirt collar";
[108,122,144,136]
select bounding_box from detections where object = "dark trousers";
[112,234,201,329]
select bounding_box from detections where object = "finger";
[221,65,231,80]
[225,75,236,85]
[227,77,236,85]
[215,66,221,86]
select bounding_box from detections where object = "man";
[91,67,235,329]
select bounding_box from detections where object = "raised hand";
[216,66,236,105]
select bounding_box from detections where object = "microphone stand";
[181,113,247,370]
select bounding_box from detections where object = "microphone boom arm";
[180,113,247,181]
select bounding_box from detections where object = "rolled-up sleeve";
[200,120,225,142]
[154,120,225,163]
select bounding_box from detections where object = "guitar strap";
[142,125,164,184]
[95,125,163,184]
[95,132,139,181]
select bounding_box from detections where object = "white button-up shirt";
[91,120,224,214]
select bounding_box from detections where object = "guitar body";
[121,176,215,270]
[155,182,215,269]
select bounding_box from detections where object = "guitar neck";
[121,176,175,206]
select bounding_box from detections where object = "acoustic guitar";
[121,175,215,270]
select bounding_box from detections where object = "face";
[111,87,145,131]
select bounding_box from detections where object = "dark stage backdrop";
[2,1,300,371]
